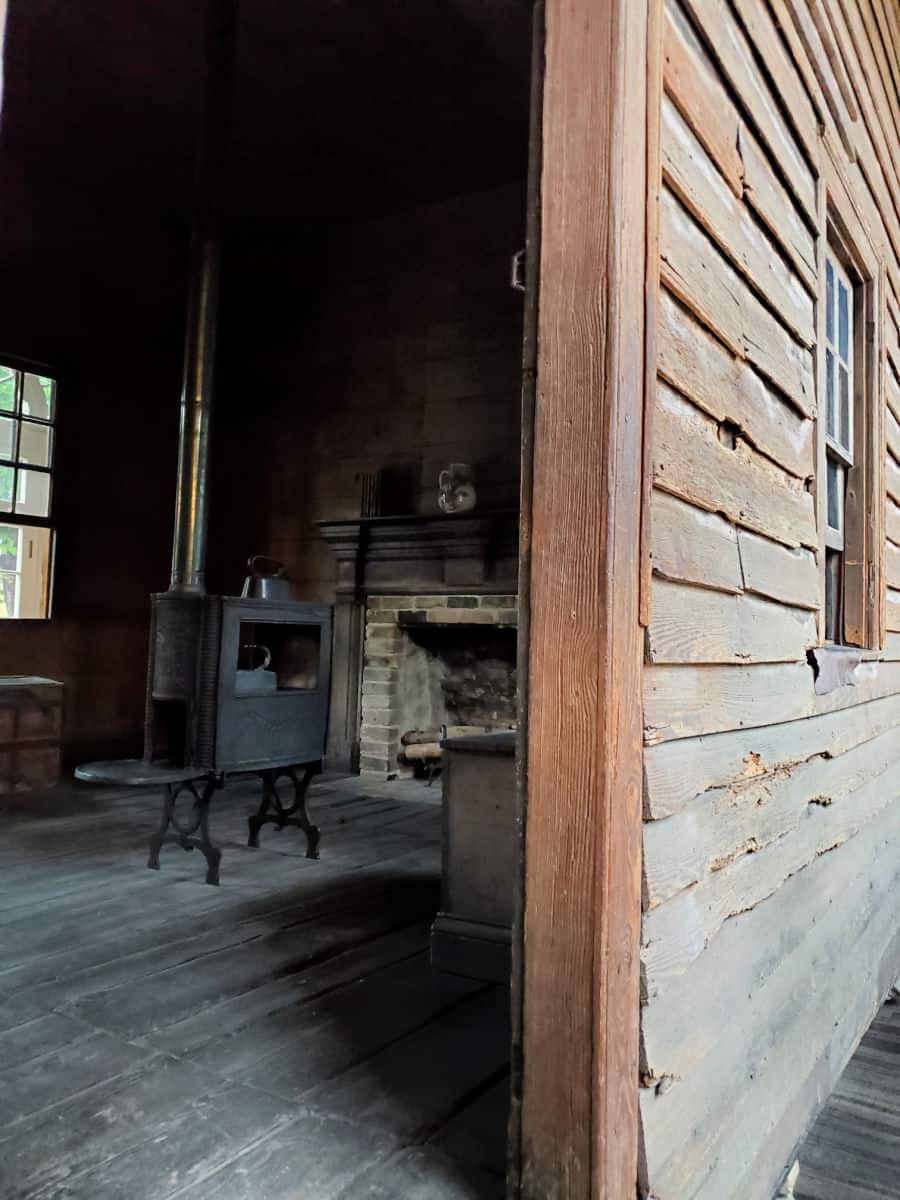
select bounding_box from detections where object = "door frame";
[511,0,661,1195]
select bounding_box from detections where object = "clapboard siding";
[661,190,816,412]
[662,98,815,345]
[647,578,817,664]
[653,383,817,549]
[650,489,819,608]
[641,5,900,1196]
[658,290,815,478]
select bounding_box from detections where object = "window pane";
[826,349,835,439]
[0,466,14,514]
[826,260,834,345]
[825,548,842,643]
[838,280,850,362]
[839,364,851,455]
[0,368,16,414]
[0,416,16,462]
[21,373,51,421]
[827,458,842,531]
[18,421,51,467]
[36,376,54,418]
[15,469,50,518]
[0,526,51,619]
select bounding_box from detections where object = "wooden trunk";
[0,676,63,796]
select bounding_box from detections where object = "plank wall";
[640,1,900,1196]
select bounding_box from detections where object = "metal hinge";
[510,248,526,292]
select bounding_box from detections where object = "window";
[818,176,884,649]
[0,363,56,619]
[823,253,854,640]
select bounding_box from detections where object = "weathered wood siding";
[640,2,900,1197]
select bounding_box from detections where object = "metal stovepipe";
[169,0,236,594]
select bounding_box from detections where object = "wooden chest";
[431,730,516,982]
[0,676,63,795]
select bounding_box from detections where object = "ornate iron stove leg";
[148,775,221,885]
[247,765,320,859]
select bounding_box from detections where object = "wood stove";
[144,593,331,774]
[76,2,333,884]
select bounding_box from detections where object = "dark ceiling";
[1,0,532,245]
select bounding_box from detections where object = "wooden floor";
[0,772,510,1199]
[797,995,900,1199]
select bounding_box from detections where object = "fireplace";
[360,593,517,775]
[317,511,519,773]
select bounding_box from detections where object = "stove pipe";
[169,0,236,595]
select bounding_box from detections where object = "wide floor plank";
[0,774,509,1199]
[797,996,900,1199]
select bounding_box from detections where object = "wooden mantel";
[316,511,519,770]
[316,510,519,597]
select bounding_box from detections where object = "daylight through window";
[0,364,56,618]
[824,253,854,642]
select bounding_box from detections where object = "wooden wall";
[209,185,525,605]
[640,1,900,1196]
[0,167,186,763]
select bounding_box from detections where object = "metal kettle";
[240,555,295,601]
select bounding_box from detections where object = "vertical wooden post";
[518,0,652,1196]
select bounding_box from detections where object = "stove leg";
[147,775,221,885]
[247,765,320,859]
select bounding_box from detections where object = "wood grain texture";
[680,0,818,223]
[640,0,664,628]
[644,658,900,743]
[521,0,649,1195]
[650,489,743,594]
[640,4,900,1197]
[661,97,815,345]
[658,288,815,478]
[647,578,817,664]
[644,689,900,820]
[662,0,744,197]
[660,189,816,412]
[653,382,817,549]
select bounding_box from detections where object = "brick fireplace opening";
[360,593,517,776]
[317,511,520,772]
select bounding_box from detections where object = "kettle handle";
[247,554,285,577]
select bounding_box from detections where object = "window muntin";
[0,362,57,619]
[824,253,854,642]
[0,367,54,520]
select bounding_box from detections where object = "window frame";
[0,351,59,621]
[817,150,885,650]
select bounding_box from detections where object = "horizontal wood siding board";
[736,526,819,608]
[679,0,818,224]
[640,807,900,1196]
[644,659,900,744]
[888,497,900,546]
[738,121,818,291]
[650,489,743,594]
[653,382,817,549]
[729,0,821,167]
[643,720,900,909]
[887,588,900,633]
[642,748,897,989]
[663,0,744,197]
[658,289,814,478]
[887,539,900,589]
[661,97,815,343]
[644,689,900,820]
[660,189,816,413]
[647,577,817,664]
